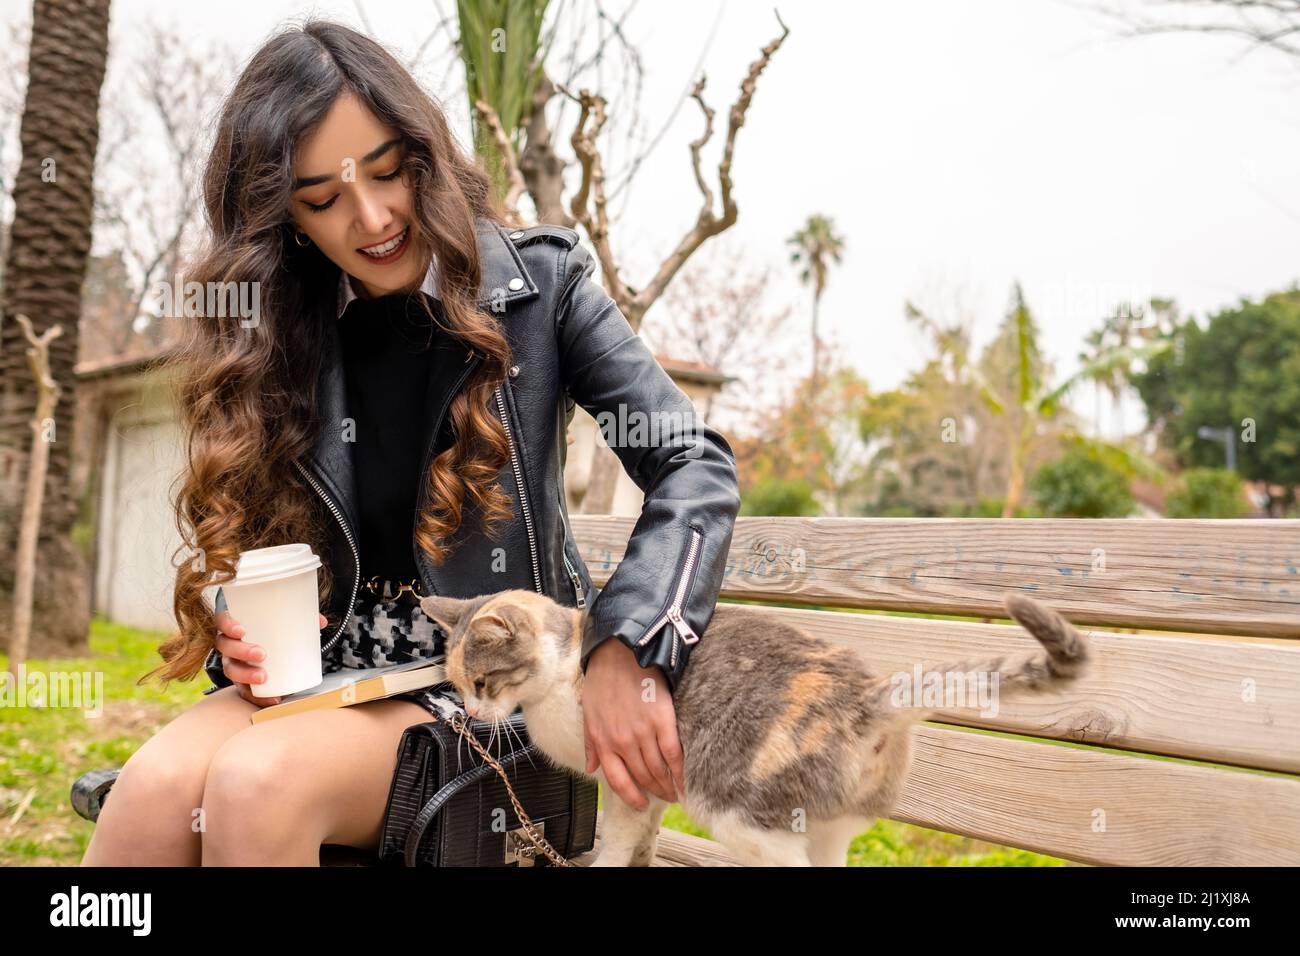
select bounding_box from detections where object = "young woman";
[81,19,740,866]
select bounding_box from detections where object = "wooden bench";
[75,515,1300,866]
[571,514,1300,867]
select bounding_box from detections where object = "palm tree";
[456,0,550,211]
[1078,323,1114,438]
[1103,303,1145,437]
[1080,301,1172,439]
[983,284,1049,516]
[787,214,845,407]
[982,286,1171,516]
[0,0,112,656]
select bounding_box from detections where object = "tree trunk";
[579,441,623,515]
[0,0,111,658]
[1002,461,1024,518]
[519,71,572,227]
[808,289,822,410]
[8,316,63,676]
[1002,416,1029,518]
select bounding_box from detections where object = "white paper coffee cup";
[221,543,323,698]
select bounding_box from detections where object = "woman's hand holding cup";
[214,606,328,708]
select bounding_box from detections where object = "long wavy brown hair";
[144,20,515,687]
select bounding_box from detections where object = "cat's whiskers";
[502,713,538,771]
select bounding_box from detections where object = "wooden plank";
[571,814,739,866]
[571,516,1300,638]
[893,724,1300,866]
[742,604,1300,774]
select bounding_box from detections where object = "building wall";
[94,369,187,631]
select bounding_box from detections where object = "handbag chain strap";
[434,710,579,867]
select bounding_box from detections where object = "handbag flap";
[381,687,598,866]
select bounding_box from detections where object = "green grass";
[3,616,1073,866]
[1,617,207,866]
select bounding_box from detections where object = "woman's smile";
[357,225,410,265]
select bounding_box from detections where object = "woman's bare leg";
[80,685,258,866]
[200,696,431,866]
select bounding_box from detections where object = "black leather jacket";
[203,218,741,694]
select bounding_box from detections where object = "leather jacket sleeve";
[201,586,233,694]
[556,241,741,693]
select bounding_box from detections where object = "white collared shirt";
[336,253,441,320]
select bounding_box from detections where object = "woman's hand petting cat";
[582,637,685,811]
[214,607,329,708]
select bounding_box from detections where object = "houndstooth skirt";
[321,583,465,720]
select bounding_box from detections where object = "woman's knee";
[82,740,208,865]
[200,701,425,851]
[91,689,256,843]
[112,733,210,824]
[202,730,322,843]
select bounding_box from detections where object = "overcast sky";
[7,0,1298,436]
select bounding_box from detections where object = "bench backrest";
[571,515,1300,866]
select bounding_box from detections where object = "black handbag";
[378,683,599,866]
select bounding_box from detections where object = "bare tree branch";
[87,22,233,361]
[519,68,573,225]
[646,238,799,432]
[602,0,726,208]
[557,10,790,328]
[474,97,529,222]
[1087,0,1300,61]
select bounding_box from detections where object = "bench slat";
[573,814,741,866]
[572,516,1300,638]
[894,724,1300,866]
[752,604,1300,774]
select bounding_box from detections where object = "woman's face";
[289,91,427,299]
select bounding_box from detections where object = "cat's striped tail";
[867,592,1092,720]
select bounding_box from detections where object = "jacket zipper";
[494,384,543,593]
[293,458,359,654]
[635,527,703,670]
[557,488,586,609]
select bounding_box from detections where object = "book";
[248,658,449,724]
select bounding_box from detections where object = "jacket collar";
[472,217,541,308]
[334,217,539,319]
[307,216,537,535]
[336,253,441,319]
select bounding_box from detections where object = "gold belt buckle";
[364,576,426,600]
[395,579,425,599]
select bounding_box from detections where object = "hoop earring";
[294,230,311,247]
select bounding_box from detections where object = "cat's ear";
[473,603,532,640]
[419,594,475,634]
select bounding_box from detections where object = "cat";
[417,589,1091,867]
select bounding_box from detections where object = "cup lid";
[223,543,321,588]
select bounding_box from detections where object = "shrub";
[1029,447,1135,518]
[741,477,820,516]
[1165,468,1248,518]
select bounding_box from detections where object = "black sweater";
[337,291,460,587]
